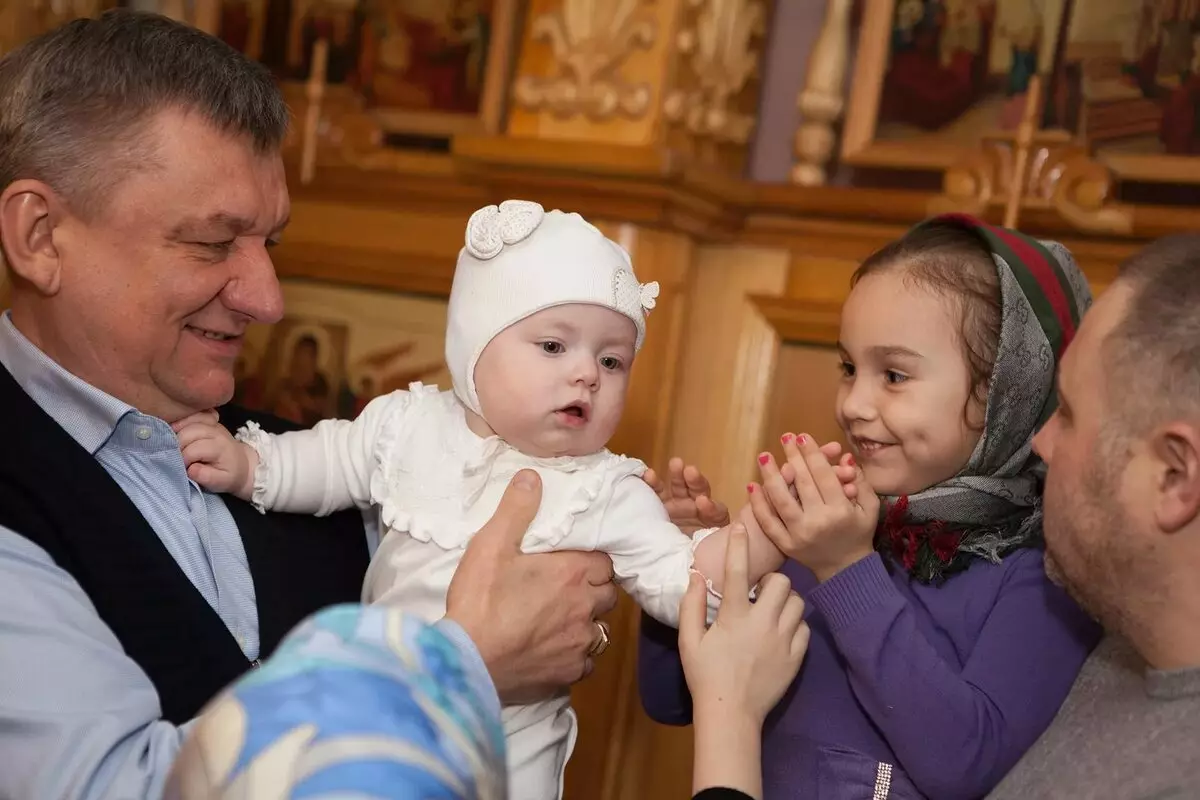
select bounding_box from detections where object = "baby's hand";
[172,410,257,500]
[644,458,730,534]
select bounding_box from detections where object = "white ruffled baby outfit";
[239,384,709,799]
[238,199,717,800]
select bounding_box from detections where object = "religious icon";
[215,0,268,59]
[234,283,449,426]
[847,0,1200,175]
[357,0,492,116]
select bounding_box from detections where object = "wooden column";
[596,243,788,800]
[567,223,696,800]
[793,0,854,186]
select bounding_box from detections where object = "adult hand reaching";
[680,524,810,800]
[444,470,618,705]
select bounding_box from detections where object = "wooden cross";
[1003,73,1043,229]
[996,72,1132,234]
[300,38,330,186]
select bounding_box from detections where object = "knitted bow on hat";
[444,200,660,418]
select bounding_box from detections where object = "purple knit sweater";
[639,549,1101,800]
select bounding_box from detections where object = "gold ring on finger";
[588,620,611,658]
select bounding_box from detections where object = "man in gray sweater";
[988,235,1200,799]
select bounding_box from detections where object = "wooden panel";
[617,242,790,800]
[565,223,696,800]
[761,343,847,458]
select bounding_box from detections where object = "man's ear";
[1151,422,1200,533]
[0,179,65,296]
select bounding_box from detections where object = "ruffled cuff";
[234,421,275,514]
[688,527,725,624]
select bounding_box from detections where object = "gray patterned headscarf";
[878,214,1093,582]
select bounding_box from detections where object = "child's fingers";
[642,468,666,500]
[677,573,706,659]
[170,409,218,434]
[181,438,224,468]
[186,462,224,489]
[174,424,216,450]
[695,495,730,528]
[795,434,851,507]
[836,453,857,480]
[778,436,823,510]
[666,458,688,500]
[778,463,801,500]
[682,464,713,500]
[818,440,843,463]
[758,453,804,525]
[748,483,794,556]
[833,455,859,499]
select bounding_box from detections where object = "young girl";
[639,214,1103,799]
[175,199,797,800]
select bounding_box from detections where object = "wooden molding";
[285,142,1199,251]
[749,295,842,346]
[273,243,456,299]
[452,135,749,238]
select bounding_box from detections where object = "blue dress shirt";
[0,311,439,799]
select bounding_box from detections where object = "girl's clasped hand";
[646,435,881,584]
[748,432,879,582]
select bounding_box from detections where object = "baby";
[177,200,758,800]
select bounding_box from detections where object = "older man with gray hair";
[988,234,1200,798]
[0,10,616,799]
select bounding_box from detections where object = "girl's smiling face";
[836,269,985,496]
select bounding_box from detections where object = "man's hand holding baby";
[173,410,258,500]
[446,470,619,705]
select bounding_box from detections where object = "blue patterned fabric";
[167,605,508,800]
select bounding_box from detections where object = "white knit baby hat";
[445,199,661,416]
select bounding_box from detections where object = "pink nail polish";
[847,455,856,467]
[746,483,755,493]
[797,434,807,445]
[758,453,770,465]
[781,433,794,444]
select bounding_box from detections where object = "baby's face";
[473,304,637,458]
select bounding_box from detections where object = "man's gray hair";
[1105,233,1200,432]
[0,9,289,217]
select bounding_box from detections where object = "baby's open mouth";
[556,403,590,422]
